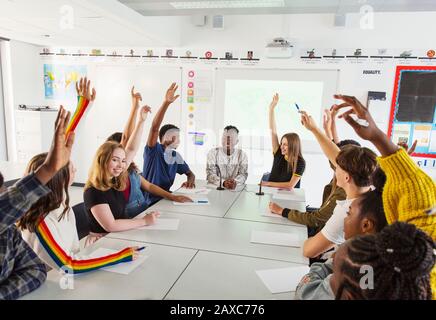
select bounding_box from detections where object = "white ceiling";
[1,0,435,47]
[120,0,436,16]
[0,0,179,46]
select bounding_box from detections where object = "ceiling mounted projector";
[265,37,294,58]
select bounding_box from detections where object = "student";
[261,93,305,189]
[322,108,340,144]
[206,125,248,190]
[299,110,377,259]
[330,222,435,299]
[0,106,71,299]
[142,83,195,205]
[295,168,388,299]
[331,93,436,298]
[268,140,360,232]
[84,140,160,235]
[19,153,142,273]
[106,87,191,217]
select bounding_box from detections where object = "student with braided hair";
[295,168,388,300]
[331,94,436,298]
[330,222,435,299]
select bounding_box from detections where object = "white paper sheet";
[272,189,305,202]
[139,218,179,230]
[250,230,302,247]
[256,266,310,294]
[260,208,282,219]
[90,248,148,275]
[173,198,210,205]
[176,187,210,195]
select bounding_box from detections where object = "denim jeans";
[125,171,149,218]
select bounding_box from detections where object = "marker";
[294,103,301,113]
[137,246,146,252]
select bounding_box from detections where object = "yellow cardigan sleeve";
[377,148,436,238]
[377,148,436,299]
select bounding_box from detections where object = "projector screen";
[215,68,339,153]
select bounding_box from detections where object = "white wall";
[5,11,436,206]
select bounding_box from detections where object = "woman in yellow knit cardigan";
[332,94,436,299]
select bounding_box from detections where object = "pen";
[137,246,146,251]
[197,200,209,203]
[294,103,302,113]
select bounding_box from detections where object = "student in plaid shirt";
[0,106,75,299]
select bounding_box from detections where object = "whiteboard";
[214,68,339,154]
[72,64,182,183]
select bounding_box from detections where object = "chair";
[72,202,90,240]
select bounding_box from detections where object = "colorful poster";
[44,64,87,100]
[413,124,432,147]
[392,123,411,144]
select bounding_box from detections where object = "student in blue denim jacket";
[107,86,192,217]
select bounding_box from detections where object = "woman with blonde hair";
[84,139,159,234]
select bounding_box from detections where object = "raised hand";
[131,86,142,107]
[165,82,180,104]
[331,94,381,142]
[269,93,279,110]
[300,111,318,132]
[398,139,418,155]
[35,106,75,185]
[322,109,332,138]
[75,77,96,101]
[138,105,152,122]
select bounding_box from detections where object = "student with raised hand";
[206,125,248,190]
[261,93,306,189]
[268,140,360,232]
[142,83,195,205]
[322,108,340,144]
[331,93,436,297]
[330,222,435,300]
[84,139,160,234]
[106,87,192,217]
[0,106,72,300]
[295,168,388,300]
[19,153,142,274]
[299,110,377,259]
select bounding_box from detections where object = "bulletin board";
[388,66,436,158]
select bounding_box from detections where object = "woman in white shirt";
[300,111,378,258]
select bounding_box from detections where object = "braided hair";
[357,167,388,232]
[336,222,435,300]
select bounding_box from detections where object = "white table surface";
[151,180,243,218]
[107,211,308,265]
[224,187,307,227]
[165,251,300,300]
[21,237,197,300]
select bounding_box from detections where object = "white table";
[224,188,307,227]
[21,237,197,300]
[0,161,26,185]
[107,211,308,265]
[165,251,300,300]
[151,180,243,218]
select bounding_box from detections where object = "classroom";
[0,0,435,304]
